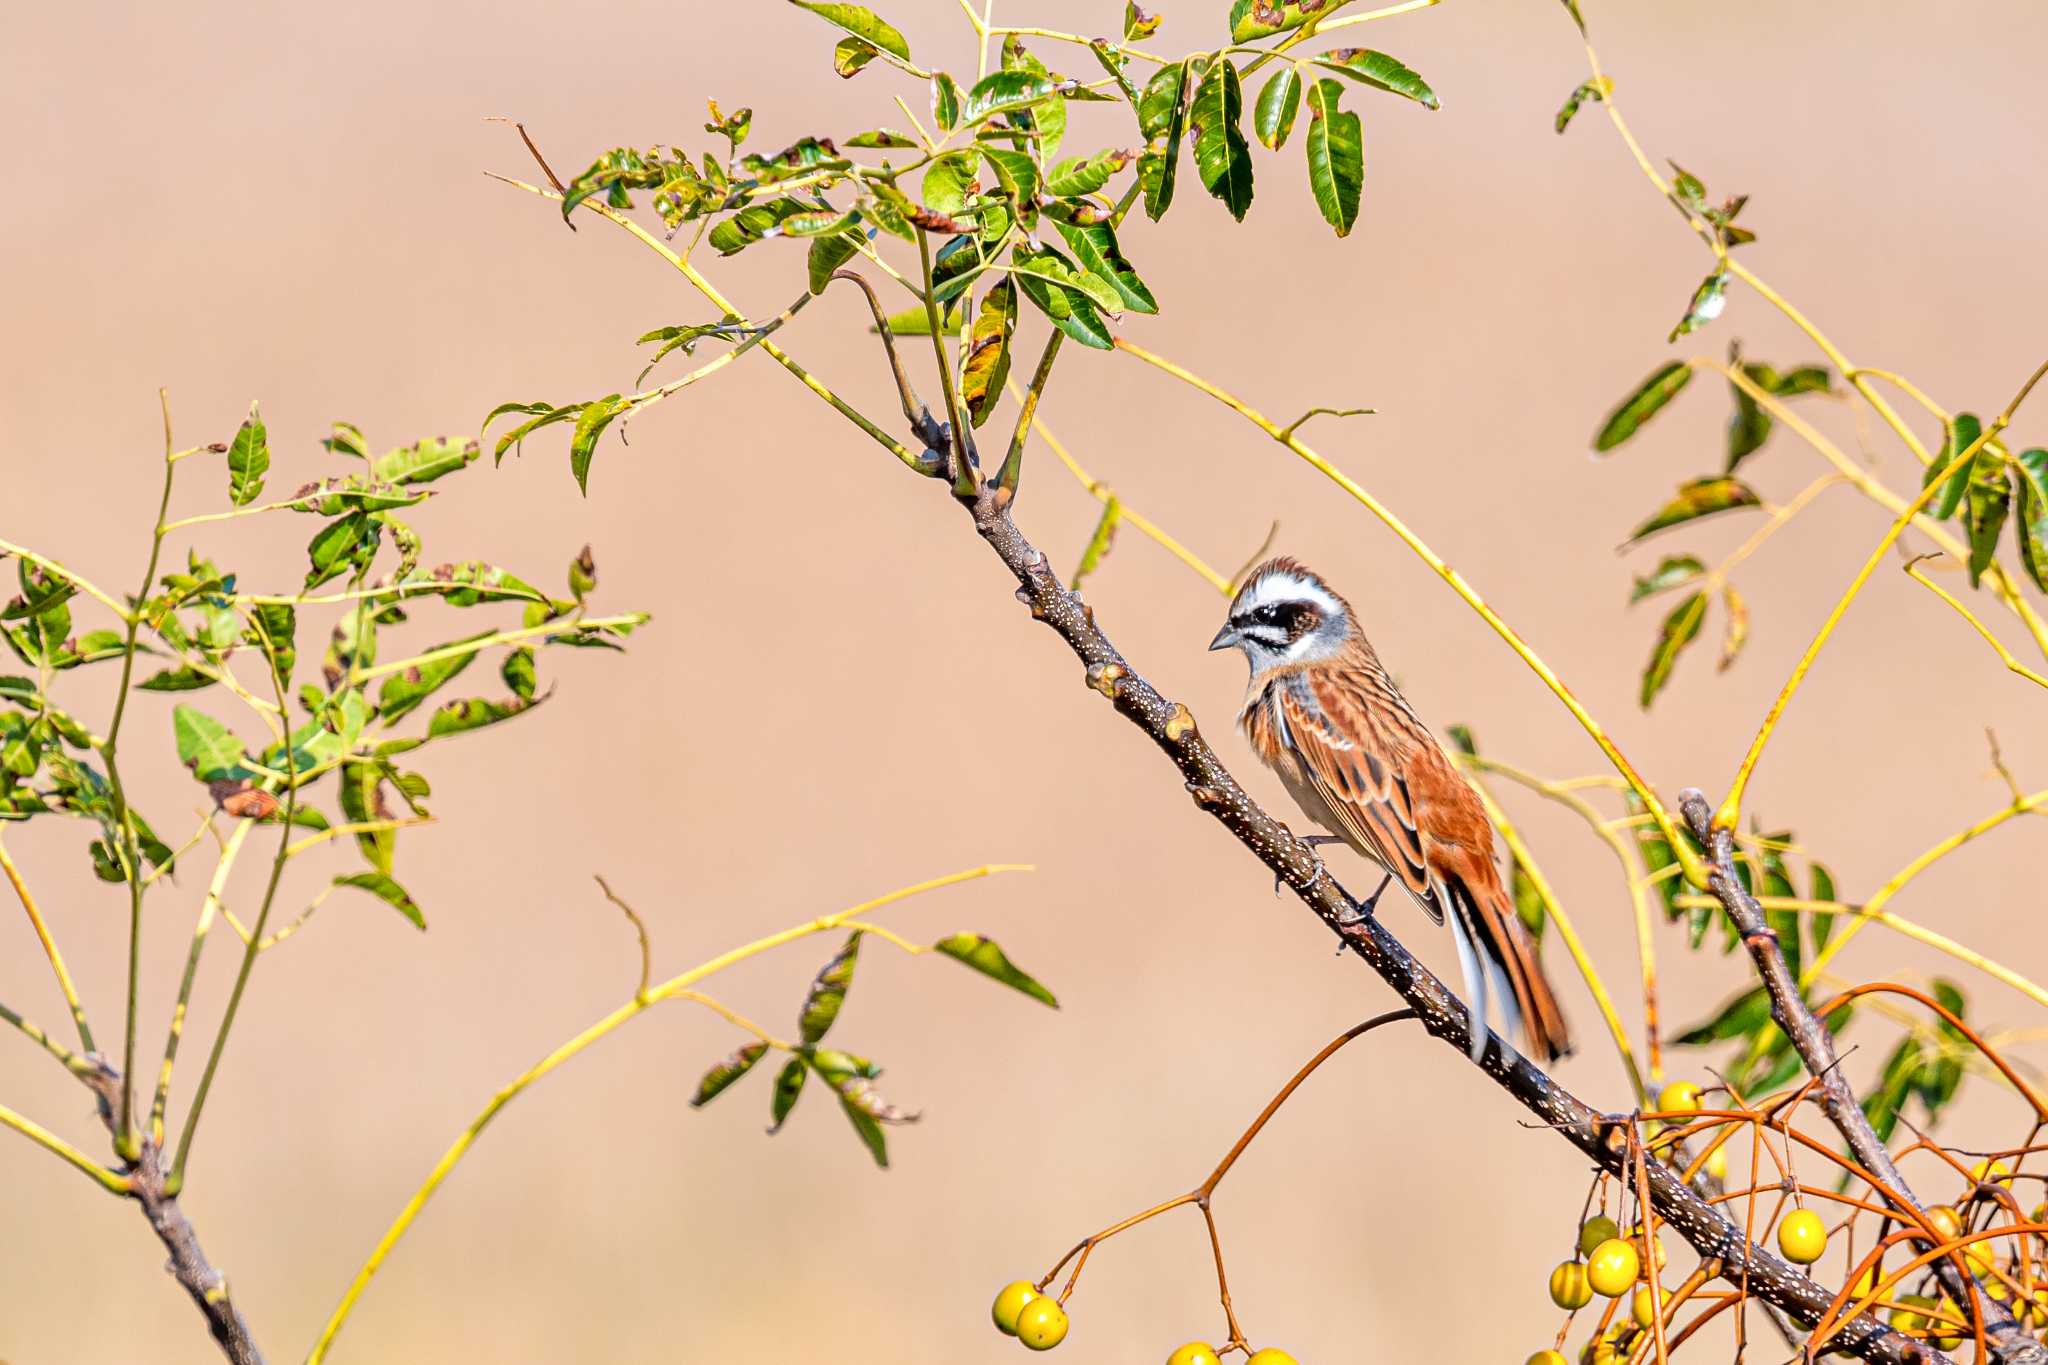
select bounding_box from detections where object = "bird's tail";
[1445,873,1572,1064]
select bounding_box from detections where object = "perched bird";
[1209,556,1572,1064]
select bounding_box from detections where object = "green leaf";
[2010,449,2048,592]
[138,664,216,693]
[833,35,878,77]
[1071,496,1121,589]
[1627,477,1760,543]
[1138,60,1195,221]
[799,931,862,1044]
[1254,67,1301,150]
[395,562,548,608]
[981,147,1040,204]
[425,693,542,740]
[1010,244,1115,348]
[304,512,379,590]
[1918,410,1981,520]
[836,1089,890,1167]
[961,71,1065,127]
[568,395,624,495]
[1555,77,1609,134]
[1310,49,1438,109]
[1595,361,1694,452]
[1965,449,2013,587]
[1190,60,1253,221]
[1668,270,1729,343]
[1641,590,1707,707]
[501,647,537,702]
[335,871,425,929]
[1717,582,1749,672]
[377,634,487,724]
[768,1056,808,1132]
[690,1042,767,1107]
[872,299,964,337]
[961,281,1016,429]
[1673,985,1770,1047]
[807,230,863,295]
[1050,217,1156,314]
[1045,149,1126,198]
[707,197,809,255]
[933,932,1058,1007]
[373,436,478,487]
[1556,0,1586,34]
[921,151,978,216]
[786,2,910,60]
[247,601,297,682]
[1511,855,1545,939]
[931,72,963,131]
[1303,79,1363,238]
[1809,861,1838,955]
[845,128,917,149]
[173,706,255,783]
[226,402,269,507]
[339,760,393,873]
[1123,1,1160,40]
[1629,554,1705,603]
[486,403,579,466]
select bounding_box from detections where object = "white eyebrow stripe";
[1237,571,1341,619]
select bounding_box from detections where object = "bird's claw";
[1331,871,1395,927]
[1275,834,1345,897]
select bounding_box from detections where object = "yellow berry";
[1167,1345,1221,1365]
[1658,1080,1704,1114]
[1549,1260,1594,1310]
[1015,1296,1069,1351]
[1972,1158,2015,1187]
[1578,1215,1620,1257]
[992,1281,1040,1336]
[1961,1237,1997,1279]
[1703,1144,1728,1181]
[1777,1208,1828,1265]
[1847,1264,1881,1301]
[1928,1299,1964,1351]
[1587,1239,1642,1298]
[1246,1351,1299,1365]
[1926,1205,1964,1241]
[1528,1353,1569,1365]
[1580,1334,1625,1365]
[2026,1287,2048,1328]
[1630,1286,1663,1331]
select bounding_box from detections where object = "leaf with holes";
[1045,149,1126,198]
[1965,452,2012,587]
[933,932,1058,1007]
[1640,590,1707,708]
[378,634,488,724]
[1596,361,1693,452]
[1137,59,1196,221]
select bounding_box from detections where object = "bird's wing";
[1271,673,1441,924]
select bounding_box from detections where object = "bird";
[1209,555,1572,1065]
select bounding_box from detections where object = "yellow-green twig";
[0,539,134,622]
[0,834,97,1051]
[1800,790,2048,989]
[1903,556,2048,691]
[150,820,254,1144]
[306,862,1029,1363]
[0,1098,130,1195]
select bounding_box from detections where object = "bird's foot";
[1274,835,1346,897]
[1331,871,1394,927]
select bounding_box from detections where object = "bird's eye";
[1253,605,1280,625]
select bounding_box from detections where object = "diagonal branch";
[943,439,1940,1365]
[1679,789,2045,1365]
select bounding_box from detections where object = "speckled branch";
[1680,790,2044,1365]
[897,413,1945,1365]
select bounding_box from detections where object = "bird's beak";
[1208,623,1240,652]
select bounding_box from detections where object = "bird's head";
[1209,557,1354,674]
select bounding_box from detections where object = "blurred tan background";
[5,1,2048,1361]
